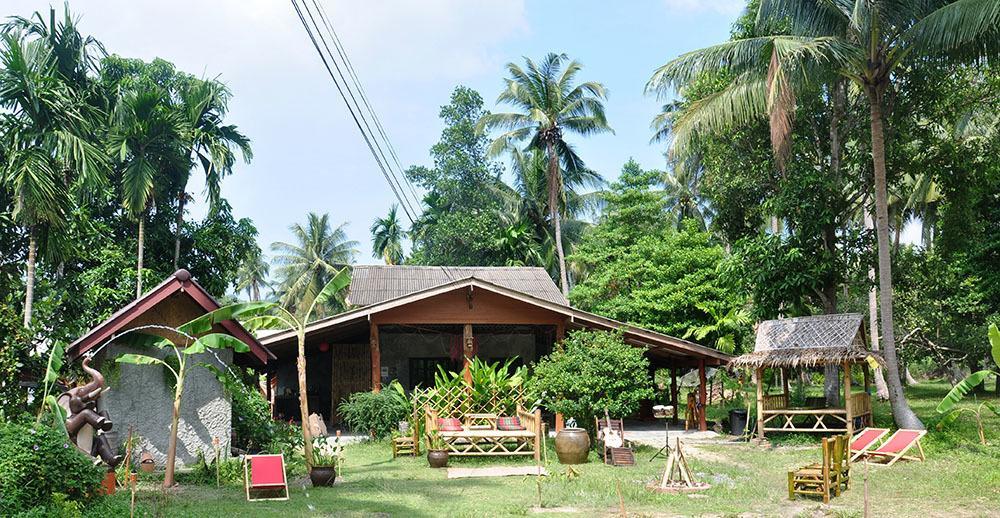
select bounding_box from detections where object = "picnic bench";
[424,405,542,461]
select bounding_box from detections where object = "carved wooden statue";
[57,356,122,467]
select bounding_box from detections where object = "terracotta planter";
[139,452,155,473]
[555,427,590,464]
[309,466,337,487]
[427,449,449,468]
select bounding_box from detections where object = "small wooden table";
[464,413,498,430]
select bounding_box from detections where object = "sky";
[10,0,917,263]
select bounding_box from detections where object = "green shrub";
[0,420,104,515]
[530,330,654,433]
[339,387,408,440]
[178,451,245,486]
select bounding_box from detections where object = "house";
[260,265,730,431]
[66,269,272,467]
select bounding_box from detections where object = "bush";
[0,420,104,515]
[339,387,408,440]
[178,451,245,486]
[530,330,654,433]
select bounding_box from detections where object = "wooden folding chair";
[595,415,635,466]
[849,427,889,462]
[860,429,926,466]
[244,454,289,501]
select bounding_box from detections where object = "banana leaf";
[313,267,351,309]
[194,333,251,353]
[43,341,65,384]
[179,301,275,335]
[936,370,992,414]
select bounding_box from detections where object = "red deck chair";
[849,428,889,462]
[860,429,926,466]
[244,454,289,501]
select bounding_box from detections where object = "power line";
[312,0,422,206]
[290,0,419,222]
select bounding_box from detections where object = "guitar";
[601,409,624,448]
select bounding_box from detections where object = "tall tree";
[478,53,613,295]
[370,204,404,265]
[271,212,358,317]
[236,246,269,301]
[646,0,1000,429]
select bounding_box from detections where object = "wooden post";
[843,361,853,438]
[782,367,790,405]
[755,367,765,439]
[698,359,707,432]
[370,321,381,392]
[553,322,567,432]
[863,363,871,393]
[670,367,679,424]
[462,324,474,385]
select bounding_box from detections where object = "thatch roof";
[730,313,883,369]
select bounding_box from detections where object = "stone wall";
[96,342,232,468]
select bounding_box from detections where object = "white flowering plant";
[311,435,342,467]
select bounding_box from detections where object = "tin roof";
[347,265,568,306]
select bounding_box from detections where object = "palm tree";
[110,84,186,297]
[174,79,252,269]
[646,0,1000,430]
[271,212,358,318]
[661,166,711,230]
[478,53,612,295]
[236,246,269,301]
[0,12,108,327]
[370,205,404,265]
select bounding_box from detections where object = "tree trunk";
[136,216,145,298]
[546,140,569,296]
[23,226,37,328]
[174,193,185,270]
[867,89,923,429]
[820,286,840,407]
[164,371,184,488]
[863,209,891,400]
[296,331,314,467]
[252,281,260,302]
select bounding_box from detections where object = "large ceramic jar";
[427,450,449,468]
[309,466,337,487]
[554,427,590,464]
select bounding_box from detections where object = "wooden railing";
[763,394,789,411]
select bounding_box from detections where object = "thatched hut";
[730,313,882,438]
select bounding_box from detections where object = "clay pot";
[555,427,590,464]
[139,452,155,473]
[427,450,449,468]
[309,466,337,487]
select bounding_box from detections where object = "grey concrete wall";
[96,344,232,467]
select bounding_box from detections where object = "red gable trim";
[67,270,272,365]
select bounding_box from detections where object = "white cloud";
[663,0,745,16]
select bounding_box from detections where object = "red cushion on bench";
[437,418,463,431]
[497,416,525,431]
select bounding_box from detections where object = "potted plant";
[426,431,449,468]
[309,435,341,487]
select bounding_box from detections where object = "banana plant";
[240,267,351,468]
[35,341,67,433]
[115,301,270,487]
[936,324,1000,445]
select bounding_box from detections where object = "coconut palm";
[662,165,710,231]
[370,205,404,265]
[174,79,252,269]
[647,0,1000,430]
[109,84,186,297]
[0,16,108,327]
[271,212,358,318]
[478,53,612,295]
[236,246,270,301]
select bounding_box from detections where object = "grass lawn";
[101,382,999,517]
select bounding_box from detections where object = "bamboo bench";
[425,405,541,461]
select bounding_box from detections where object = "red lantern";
[318,342,330,352]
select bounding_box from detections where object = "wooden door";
[330,343,372,424]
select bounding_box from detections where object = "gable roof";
[263,276,730,364]
[67,269,273,365]
[730,313,880,369]
[347,265,568,306]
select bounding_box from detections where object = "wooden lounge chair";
[788,434,850,503]
[849,427,889,462]
[244,454,289,501]
[859,429,926,466]
[595,413,635,466]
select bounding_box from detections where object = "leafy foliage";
[338,387,409,440]
[529,330,653,432]
[203,364,274,453]
[0,419,104,515]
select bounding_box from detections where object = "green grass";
[97,382,999,517]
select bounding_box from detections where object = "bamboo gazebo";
[730,314,882,439]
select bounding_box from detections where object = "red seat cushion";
[875,430,921,454]
[437,418,463,431]
[249,455,286,487]
[851,428,887,451]
[497,416,525,431]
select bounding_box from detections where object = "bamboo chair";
[595,415,635,466]
[859,429,926,466]
[849,427,889,462]
[788,434,850,503]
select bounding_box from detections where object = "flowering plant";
[310,435,342,467]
